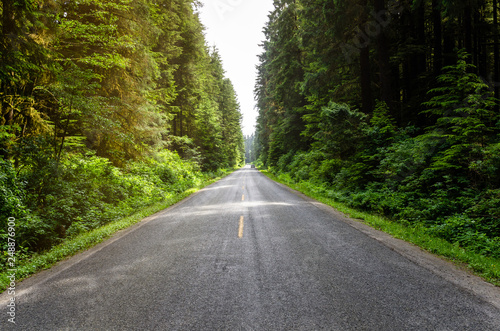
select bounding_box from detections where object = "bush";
[1,146,204,257]
[466,189,500,238]
[277,150,329,183]
[429,215,500,258]
[0,157,49,269]
[0,158,27,220]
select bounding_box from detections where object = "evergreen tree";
[0,0,55,157]
[254,0,500,256]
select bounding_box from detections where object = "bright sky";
[197,0,274,137]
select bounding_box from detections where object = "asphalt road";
[2,167,500,330]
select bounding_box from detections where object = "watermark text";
[6,217,16,324]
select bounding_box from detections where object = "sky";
[197,0,274,137]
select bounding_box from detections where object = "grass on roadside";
[261,170,500,286]
[0,170,231,292]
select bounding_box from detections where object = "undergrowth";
[0,149,232,291]
[262,170,500,286]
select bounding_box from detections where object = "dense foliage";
[0,0,244,263]
[244,134,257,163]
[255,0,500,258]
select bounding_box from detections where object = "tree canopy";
[0,0,244,256]
[255,0,500,258]
[1,0,244,169]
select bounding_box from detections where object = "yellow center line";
[238,216,244,238]
[242,194,245,201]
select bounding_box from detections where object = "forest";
[254,0,500,259]
[0,0,244,266]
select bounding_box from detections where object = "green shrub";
[1,145,205,258]
[466,189,500,238]
[276,150,295,173]
[429,215,500,258]
[315,158,343,184]
[0,158,27,221]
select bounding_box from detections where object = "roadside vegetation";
[0,0,244,290]
[253,1,500,284]
[0,156,231,290]
[262,170,500,286]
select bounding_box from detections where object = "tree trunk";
[414,1,426,75]
[360,46,373,113]
[0,0,16,159]
[494,0,500,105]
[402,8,412,105]
[432,0,443,75]
[359,0,372,113]
[179,110,183,137]
[373,0,392,106]
[464,4,473,62]
[443,20,456,67]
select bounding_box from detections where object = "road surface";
[2,167,500,330]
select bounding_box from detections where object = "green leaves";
[314,101,366,158]
[1,0,244,261]
[421,50,499,177]
[254,1,500,262]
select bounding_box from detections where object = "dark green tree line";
[0,0,244,255]
[255,0,500,258]
[1,0,243,168]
